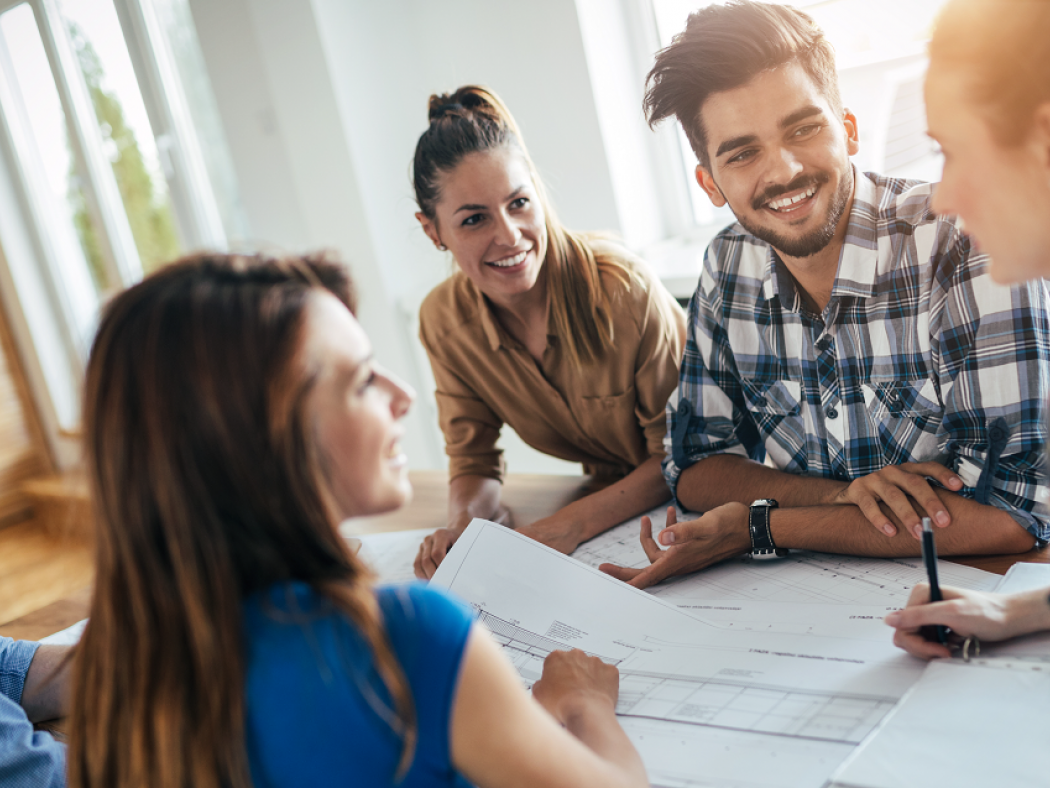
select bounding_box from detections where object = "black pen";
[920,517,950,645]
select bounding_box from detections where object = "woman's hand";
[828,462,962,538]
[414,504,514,579]
[532,649,619,723]
[414,527,462,579]
[884,582,1050,659]
[515,514,585,555]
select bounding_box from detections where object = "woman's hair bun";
[427,86,498,123]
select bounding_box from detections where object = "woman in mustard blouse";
[411,86,686,578]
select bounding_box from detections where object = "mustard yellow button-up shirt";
[419,249,686,482]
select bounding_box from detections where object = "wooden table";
[2,469,1047,640]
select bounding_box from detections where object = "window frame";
[0,0,231,467]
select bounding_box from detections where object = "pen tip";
[921,517,933,533]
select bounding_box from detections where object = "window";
[0,0,244,454]
[649,0,950,229]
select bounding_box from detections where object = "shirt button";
[825,407,839,420]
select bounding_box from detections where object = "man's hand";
[828,462,962,538]
[599,503,751,589]
[514,513,585,555]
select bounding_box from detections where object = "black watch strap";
[749,498,787,558]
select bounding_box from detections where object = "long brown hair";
[412,85,639,368]
[68,253,415,788]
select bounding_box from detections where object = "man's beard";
[733,166,854,258]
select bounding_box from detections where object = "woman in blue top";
[64,253,647,788]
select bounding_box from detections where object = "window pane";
[0,3,107,298]
[58,0,181,274]
[150,0,250,246]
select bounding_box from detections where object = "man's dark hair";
[644,1,841,168]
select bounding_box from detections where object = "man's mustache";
[752,172,831,211]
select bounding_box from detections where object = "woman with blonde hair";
[886,0,1050,658]
[66,252,647,787]
[412,86,686,578]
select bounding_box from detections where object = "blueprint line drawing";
[476,609,624,682]
[478,609,894,745]
[433,520,931,788]
[616,672,894,745]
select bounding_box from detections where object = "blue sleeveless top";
[243,582,474,787]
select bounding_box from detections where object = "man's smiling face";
[695,62,859,260]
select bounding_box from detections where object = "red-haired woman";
[412,86,686,578]
[885,0,1050,657]
[67,253,647,788]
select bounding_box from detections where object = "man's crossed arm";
[601,454,1035,589]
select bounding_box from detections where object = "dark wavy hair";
[644,0,841,168]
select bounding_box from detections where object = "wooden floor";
[0,519,93,627]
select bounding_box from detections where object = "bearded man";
[603,1,1050,588]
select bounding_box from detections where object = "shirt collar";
[473,283,505,351]
[761,166,879,306]
[471,279,557,352]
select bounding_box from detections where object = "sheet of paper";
[830,657,1050,788]
[38,618,87,645]
[994,561,1050,594]
[570,505,1001,607]
[352,527,437,585]
[434,520,930,787]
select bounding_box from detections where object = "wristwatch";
[749,498,788,559]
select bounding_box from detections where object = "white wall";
[185,0,629,472]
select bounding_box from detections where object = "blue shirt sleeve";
[244,582,474,788]
[0,638,66,788]
[0,637,40,705]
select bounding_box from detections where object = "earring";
[438,244,448,251]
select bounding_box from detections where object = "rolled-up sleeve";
[0,637,65,788]
[663,250,757,500]
[634,279,687,457]
[428,354,506,482]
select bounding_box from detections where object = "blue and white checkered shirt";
[0,637,65,787]
[664,170,1050,540]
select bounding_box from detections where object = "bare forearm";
[448,475,504,532]
[677,454,845,512]
[21,645,71,723]
[771,493,1035,556]
[554,456,670,543]
[561,697,648,786]
[1004,587,1050,638]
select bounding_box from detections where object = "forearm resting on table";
[448,474,506,532]
[675,454,847,512]
[20,645,71,723]
[541,456,670,544]
[770,492,1035,556]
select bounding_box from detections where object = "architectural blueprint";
[432,520,932,788]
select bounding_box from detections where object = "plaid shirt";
[664,170,1050,540]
